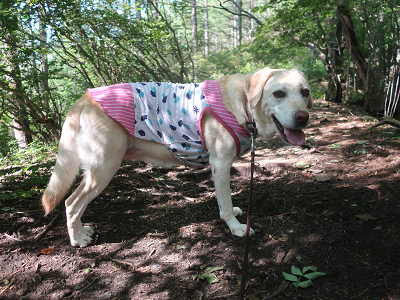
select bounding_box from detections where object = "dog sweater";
[88,80,251,166]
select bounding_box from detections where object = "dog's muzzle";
[273,113,308,146]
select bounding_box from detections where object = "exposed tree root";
[365,118,400,130]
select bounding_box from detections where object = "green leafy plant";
[329,144,341,149]
[282,265,326,288]
[1,207,19,213]
[354,148,367,155]
[192,266,224,284]
[0,140,58,169]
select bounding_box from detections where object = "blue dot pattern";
[131,82,211,166]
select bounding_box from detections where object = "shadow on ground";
[1,100,400,299]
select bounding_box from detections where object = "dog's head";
[245,68,312,146]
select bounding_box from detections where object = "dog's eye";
[273,91,285,98]
[301,89,309,97]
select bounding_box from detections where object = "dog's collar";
[245,99,257,135]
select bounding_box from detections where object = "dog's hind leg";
[65,149,125,247]
[64,180,93,247]
[65,106,129,247]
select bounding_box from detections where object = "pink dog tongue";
[284,127,306,146]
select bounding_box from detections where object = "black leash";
[239,122,257,300]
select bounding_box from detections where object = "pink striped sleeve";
[203,80,250,137]
[88,83,136,135]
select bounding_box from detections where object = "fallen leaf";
[314,174,330,182]
[192,266,224,284]
[193,290,204,300]
[204,272,219,283]
[329,144,341,149]
[205,266,224,273]
[186,283,194,290]
[36,247,55,256]
[308,168,323,174]
[279,234,289,242]
[296,161,311,169]
[355,214,377,222]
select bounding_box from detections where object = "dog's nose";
[295,111,309,126]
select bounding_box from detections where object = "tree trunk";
[192,0,197,54]
[339,9,368,85]
[337,0,384,112]
[39,6,50,109]
[249,0,254,39]
[332,16,343,103]
[286,32,342,103]
[3,7,34,148]
[1,2,60,144]
[237,0,242,45]
[204,0,209,56]
[12,119,33,148]
[135,0,141,19]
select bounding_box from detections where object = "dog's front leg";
[210,158,255,237]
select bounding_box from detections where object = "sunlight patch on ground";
[297,233,323,244]
[178,222,217,238]
[273,247,297,264]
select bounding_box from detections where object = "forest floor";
[0,99,400,300]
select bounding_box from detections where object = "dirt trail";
[1,100,399,300]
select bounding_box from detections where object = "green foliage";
[244,37,326,97]
[192,266,224,284]
[282,265,326,288]
[195,39,326,100]
[0,148,55,213]
[0,140,58,169]
[254,0,399,111]
[2,0,397,147]
[0,161,53,210]
[195,48,266,80]
[0,124,14,157]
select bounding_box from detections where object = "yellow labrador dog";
[42,67,312,247]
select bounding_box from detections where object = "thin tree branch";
[211,0,263,25]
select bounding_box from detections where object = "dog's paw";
[82,225,94,236]
[70,226,94,248]
[231,224,255,237]
[233,207,243,217]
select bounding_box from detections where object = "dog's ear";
[245,68,274,109]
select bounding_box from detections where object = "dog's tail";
[41,96,86,215]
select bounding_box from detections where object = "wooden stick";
[77,277,99,294]
[0,278,15,295]
[34,212,61,241]
[3,233,22,242]
[111,259,135,270]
